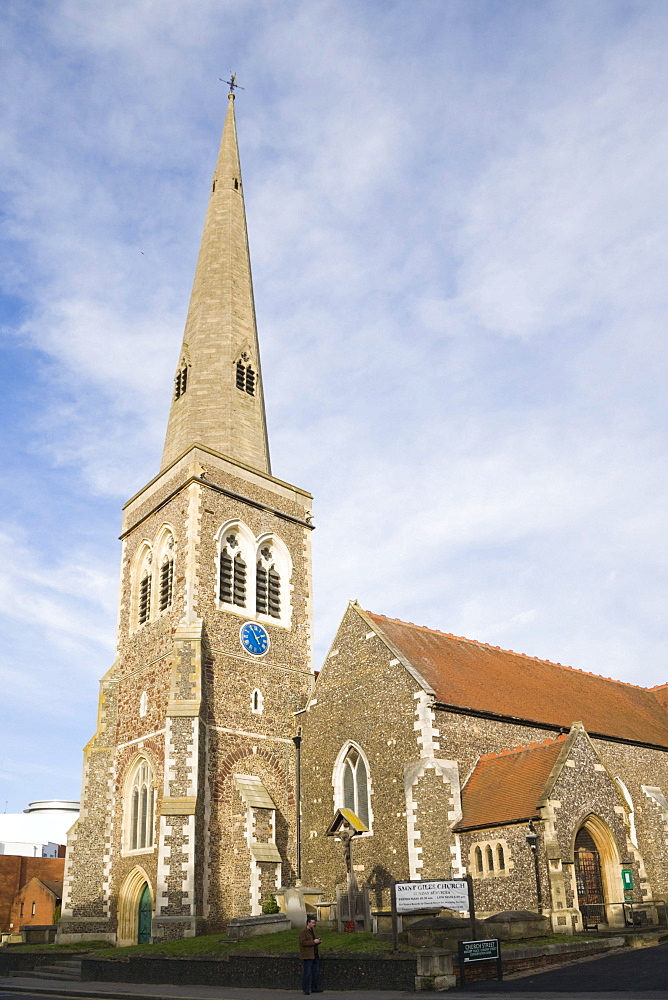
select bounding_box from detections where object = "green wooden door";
[137,883,152,943]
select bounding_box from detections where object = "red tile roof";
[455,736,567,830]
[365,611,668,747]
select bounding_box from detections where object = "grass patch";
[90,929,410,959]
[4,940,111,954]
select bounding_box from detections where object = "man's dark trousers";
[302,956,321,994]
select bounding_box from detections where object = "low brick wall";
[81,953,417,991]
[453,936,626,985]
[0,951,88,975]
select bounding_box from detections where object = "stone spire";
[161,94,271,474]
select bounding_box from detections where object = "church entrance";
[574,827,606,929]
[137,883,152,943]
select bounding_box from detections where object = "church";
[57,94,668,946]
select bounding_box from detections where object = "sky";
[2,0,668,813]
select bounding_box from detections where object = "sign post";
[457,939,502,987]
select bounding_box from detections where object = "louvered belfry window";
[235,359,256,396]
[256,561,268,614]
[268,566,280,618]
[139,572,151,624]
[233,553,247,606]
[174,366,188,399]
[159,557,174,611]
[219,535,246,608]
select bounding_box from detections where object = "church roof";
[364,610,668,747]
[454,736,567,830]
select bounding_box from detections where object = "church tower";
[58,94,314,944]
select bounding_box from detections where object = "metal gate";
[574,828,606,929]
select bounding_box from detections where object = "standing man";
[299,916,322,995]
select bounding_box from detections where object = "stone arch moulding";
[331,740,374,834]
[571,812,625,929]
[117,865,154,947]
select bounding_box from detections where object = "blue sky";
[2,0,668,813]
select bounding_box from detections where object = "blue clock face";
[240,621,270,656]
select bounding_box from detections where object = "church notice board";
[394,879,470,913]
[391,878,475,952]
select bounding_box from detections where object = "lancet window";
[159,556,174,611]
[138,572,151,624]
[256,546,281,618]
[127,758,155,852]
[219,532,247,608]
[337,744,370,829]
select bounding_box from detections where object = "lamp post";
[526,824,543,912]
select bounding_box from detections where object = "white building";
[0,801,79,857]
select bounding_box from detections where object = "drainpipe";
[526,823,543,912]
[292,733,302,884]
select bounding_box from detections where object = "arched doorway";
[137,883,152,943]
[573,816,625,930]
[575,828,605,928]
[117,867,153,946]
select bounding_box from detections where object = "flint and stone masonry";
[59,93,668,946]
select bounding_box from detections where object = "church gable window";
[139,691,148,718]
[334,743,371,830]
[126,758,155,853]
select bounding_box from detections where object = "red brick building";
[0,856,65,932]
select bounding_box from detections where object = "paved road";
[451,941,668,993]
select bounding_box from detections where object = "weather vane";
[220,72,244,95]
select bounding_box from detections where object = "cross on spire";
[220,72,244,95]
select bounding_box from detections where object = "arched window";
[133,544,153,628]
[219,532,247,607]
[139,691,148,718]
[251,689,263,715]
[486,845,494,871]
[497,844,505,870]
[159,555,174,611]
[475,846,483,873]
[340,745,369,828]
[128,759,155,852]
[255,533,292,626]
[256,546,281,618]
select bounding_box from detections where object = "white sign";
[395,879,470,913]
